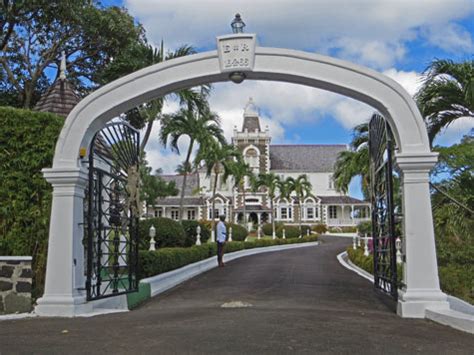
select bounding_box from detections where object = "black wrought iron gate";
[84,122,140,301]
[369,113,398,300]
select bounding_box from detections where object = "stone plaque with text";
[217,34,256,73]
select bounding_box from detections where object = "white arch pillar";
[36,34,447,318]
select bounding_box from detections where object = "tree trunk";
[299,197,303,237]
[271,197,276,239]
[242,185,247,229]
[140,118,155,154]
[178,139,194,221]
[211,168,219,242]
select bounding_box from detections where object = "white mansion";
[149,99,370,227]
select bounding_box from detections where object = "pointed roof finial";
[59,51,66,80]
[244,97,258,117]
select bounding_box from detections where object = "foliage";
[333,123,370,198]
[0,1,145,108]
[346,247,374,274]
[255,173,281,237]
[312,224,328,234]
[140,159,178,216]
[139,217,186,250]
[138,235,319,279]
[357,221,372,236]
[160,105,225,220]
[0,107,64,297]
[181,220,211,247]
[228,223,249,241]
[300,225,312,236]
[415,59,474,145]
[328,226,358,233]
[438,264,474,304]
[223,157,252,227]
[276,225,300,239]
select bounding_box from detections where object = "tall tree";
[100,40,211,153]
[290,175,312,236]
[255,173,281,238]
[416,59,474,145]
[195,141,241,240]
[160,106,225,220]
[223,158,253,229]
[0,2,145,108]
[333,123,370,198]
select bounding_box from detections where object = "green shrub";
[357,221,372,236]
[347,247,374,274]
[0,107,65,298]
[139,217,186,249]
[439,264,474,304]
[138,235,319,278]
[301,225,311,236]
[276,225,300,239]
[312,223,328,234]
[262,223,273,236]
[228,223,248,241]
[181,220,211,247]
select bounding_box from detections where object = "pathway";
[0,236,473,354]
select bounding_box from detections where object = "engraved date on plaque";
[217,34,256,73]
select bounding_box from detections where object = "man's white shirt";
[216,221,227,243]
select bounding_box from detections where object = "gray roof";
[318,195,368,205]
[160,173,199,196]
[242,116,261,132]
[34,79,81,117]
[155,197,204,206]
[270,144,347,172]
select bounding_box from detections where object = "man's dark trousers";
[217,242,225,265]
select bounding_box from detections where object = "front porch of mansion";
[148,194,370,228]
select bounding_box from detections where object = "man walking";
[216,215,227,267]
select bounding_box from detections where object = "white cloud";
[382,68,423,97]
[125,0,473,69]
[433,116,474,147]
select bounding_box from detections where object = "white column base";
[397,288,449,318]
[35,294,93,317]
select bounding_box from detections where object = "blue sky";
[101,0,473,198]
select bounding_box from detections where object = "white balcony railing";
[327,217,370,226]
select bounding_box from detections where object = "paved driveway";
[1,236,473,354]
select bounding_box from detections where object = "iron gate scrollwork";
[369,113,398,300]
[84,121,140,301]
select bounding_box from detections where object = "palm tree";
[101,40,210,153]
[256,173,281,239]
[160,106,225,220]
[175,161,193,175]
[195,141,241,240]
[223,158,252,229]
[333,123,370,199]
[291,175,312,236]
[415,59,474,145]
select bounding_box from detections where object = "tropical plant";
[195,141,241,239]
[255,173,281,238]
[223,158,253,229]
[333,123,370,198]
[160,106,225,220]
[100,40,211,153]
[415,59,474,145]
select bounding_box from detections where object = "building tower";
[231,98,272,228]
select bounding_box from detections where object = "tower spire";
[59,51,66,80]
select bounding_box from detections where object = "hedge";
[276,225,300,239]
[0,106,64,298]
[357,221,372,235]
[228,223,248,241]
[139,217,186,249]
[138,235,319,278]
[312,223,328,234]
[181,220,211,246]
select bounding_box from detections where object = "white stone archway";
[36,34,447,318]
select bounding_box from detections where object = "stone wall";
[0,257,32,314]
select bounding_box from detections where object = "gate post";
[35,167,92,316]
[395,153,449,318]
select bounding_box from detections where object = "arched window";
[208,197,227,220]
[304,197,317,220]
[278,198,292,221]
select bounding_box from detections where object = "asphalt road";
[1,236,473,354]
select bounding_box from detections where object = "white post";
[357,234,361,247]
[395,153,448,317]
[282,228,286,239]
[352,236,357,250]
[196,225,202,246]
[257,225,261,239]
[396,236,402,264]
[35,168,92,316]
[228,227,233,242]
[364,234,369,256]
[149,225,156,251]
[306,228,310,237]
